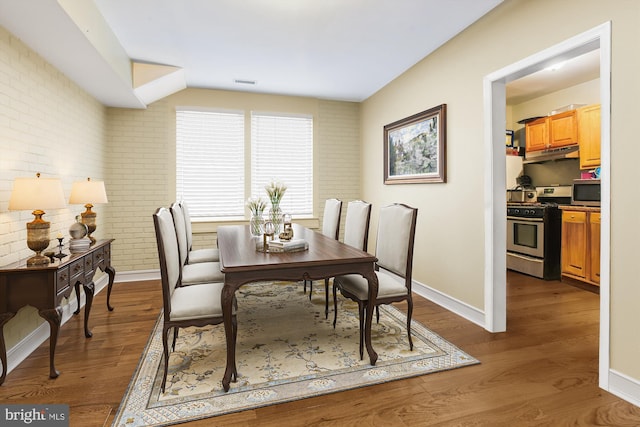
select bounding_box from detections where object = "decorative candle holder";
[279,213,294,240]
[263,221,275,252]
[53,237,67,259]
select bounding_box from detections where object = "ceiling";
[0,1,599,109]
[0,0,504,108]
[506,48,600,105]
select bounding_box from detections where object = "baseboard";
[608,369,640,407]
[5,274,109,375]
[412,280,485,328]
[114,269,160,283]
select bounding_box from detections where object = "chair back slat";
[180,201,195,251]
[170,202,189,266]
[376,204,418,286]
[322,198,343,240]
[153,207,181,317]
[343,200,372,251]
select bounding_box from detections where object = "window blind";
[176,109,245,218]
[251,112,313,216]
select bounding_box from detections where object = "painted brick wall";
[105,94,361,272]
[0,26,107,349]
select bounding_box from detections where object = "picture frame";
[383,104,446,184]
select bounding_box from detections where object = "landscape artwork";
[384,104,446,184]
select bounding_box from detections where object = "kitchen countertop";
[559,205,601,212]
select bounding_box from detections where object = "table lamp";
[69,177,109,244]
[8,173,67,266]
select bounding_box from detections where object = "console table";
[0,239,115,385]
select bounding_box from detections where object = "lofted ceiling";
[0,0,505,108]
[0,1,599,110]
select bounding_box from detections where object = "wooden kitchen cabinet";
[561,208,600,286]
[561,210,587,278]
[525,110,578,152]
[589,212,601,284]
[549,110,578,148]
[525,117,549,151]
[577,104,601,169]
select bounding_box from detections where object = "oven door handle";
[507,216,544,223]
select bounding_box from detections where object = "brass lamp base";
[26,210,51,266]
[80,204,97,245]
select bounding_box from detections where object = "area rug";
[112,281,479,426]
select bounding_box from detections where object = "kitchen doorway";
[483,22,611,388]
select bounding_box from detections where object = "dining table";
[217,223,379,392]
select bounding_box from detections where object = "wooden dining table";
[217,223,379,392]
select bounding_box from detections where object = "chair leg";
[303,279,308,294]
[309,280,313,300]
[232,316,238,382]
[161,325,171,392]
[332,282,338,328]
[376,306,380,324]
[171,327,178,351]
[406,298,414,351]
[324,278,330,319]
[357,302,366,360]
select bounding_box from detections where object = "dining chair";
[179,201,220,263]
[170,202,225,285]
[153,207,236,392]
[332,203,418,359]
[305,198,342,299]
[321,200,372,319]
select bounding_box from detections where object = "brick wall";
[0,26,107,349]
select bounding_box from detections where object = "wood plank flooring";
[2,271,640,426]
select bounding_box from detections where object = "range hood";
[524,145,579,164]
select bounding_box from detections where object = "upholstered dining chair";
[305,198,342,299]
[332,203,418,359]
[153,207,236,392]
[179,201,220,263]
[170,202,225,285]
[321,200,372,319]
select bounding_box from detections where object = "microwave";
[572,179,601,206]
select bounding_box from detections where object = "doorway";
[483,22,611,389]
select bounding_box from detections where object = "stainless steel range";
[507,185,571,280]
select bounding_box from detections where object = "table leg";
[0,312,17,385]
[83,281,95,338]
[39,307,63,379]
[105,265,116,311]
[364,272,379,365]
[221,284,237,392]
[73,282,81,315]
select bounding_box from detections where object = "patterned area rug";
[112,281,479,426]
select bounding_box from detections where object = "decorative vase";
[250,212,265,236]
[69,215,88,239]
[269,205,283,235]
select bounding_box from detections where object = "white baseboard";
[608,369,640,407]
[412,280,485,327]
[114,269,160,283]
[5,275,109,375]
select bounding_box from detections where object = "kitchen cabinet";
[561,207,600,286]
[577,104,601,169]
[525,110,578,152]
[589,212,601,284]
[525,117,548,151]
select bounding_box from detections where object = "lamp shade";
[69,178,109,205]
[8,175,66,211]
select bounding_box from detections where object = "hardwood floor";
[2,271,640,426]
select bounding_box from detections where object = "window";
[176,109,245,217]
[176,109,313,219]
[251,112,313,216]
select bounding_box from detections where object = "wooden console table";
[0,239,115,385]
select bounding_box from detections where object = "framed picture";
[384,104,446,184]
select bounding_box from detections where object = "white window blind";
[176,109,245,218]
[251,112,313,216]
